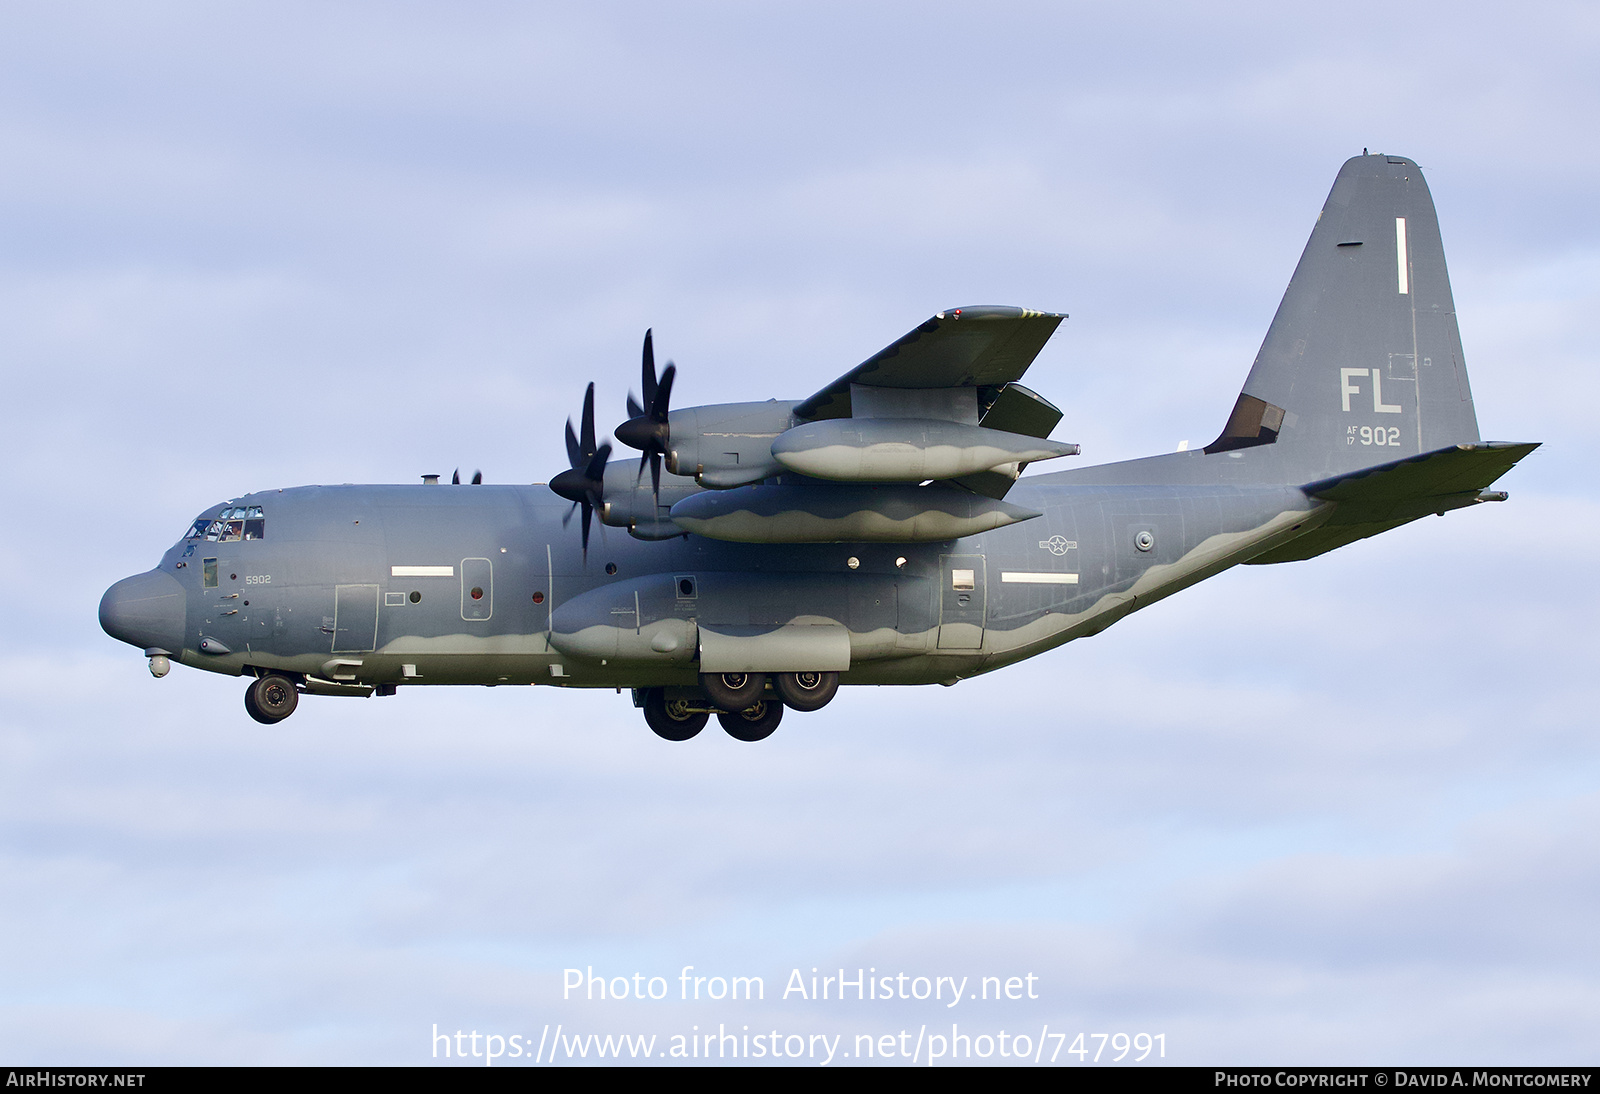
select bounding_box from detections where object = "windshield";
[185,505,266,542]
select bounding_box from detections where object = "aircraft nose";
[99,569,187,653]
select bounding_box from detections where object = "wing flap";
[976,382,1064,439]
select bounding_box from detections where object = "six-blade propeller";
[614,328,676,503]
[549,382,612,559]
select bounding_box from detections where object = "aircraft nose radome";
[99,569,186,652]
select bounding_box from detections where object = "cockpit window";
[186,506,266,542]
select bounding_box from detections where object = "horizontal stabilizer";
[1247,441,1538,564]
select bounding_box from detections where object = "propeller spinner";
[549,382,611,559]
[614,329,676,501]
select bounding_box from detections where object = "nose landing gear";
[244,674,300,724]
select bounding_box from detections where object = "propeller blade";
[649,451,661,500]
[452,468,460,485]
[471,470,482,485]
[627,392,645,420]
[651,361,675,422]
[579,383,596,459]
[580,500,592,559]
[584,442,612,483]
[564,419,583,468]
[641,329,657,408]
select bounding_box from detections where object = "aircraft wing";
[1247,441,1540,564]
[794,306,1066,421]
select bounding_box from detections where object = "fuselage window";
[203,558,218,589]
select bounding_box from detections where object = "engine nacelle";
[663,401,798,488]
[596,460,698,538]
[770,418,1078,483]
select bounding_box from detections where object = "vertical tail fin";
[1207,154,1481,483]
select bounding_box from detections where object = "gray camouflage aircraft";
[100,154,1536,741]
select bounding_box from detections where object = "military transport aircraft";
[99,154,1536,742]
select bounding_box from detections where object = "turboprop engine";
[597,459,697,540]
[579,321,1083,550]
[657,400,797,488]
[769,418,1079,483]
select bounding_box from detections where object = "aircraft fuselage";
[106,470,1322,694]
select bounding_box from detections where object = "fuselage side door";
[332,584,380,653]
[937,553,986,650]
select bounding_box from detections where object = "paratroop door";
[937,553,985,650]
[332,584,379,653]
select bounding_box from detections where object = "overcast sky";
[2,0,1596,1066]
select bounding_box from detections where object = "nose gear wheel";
[244,674,299,724]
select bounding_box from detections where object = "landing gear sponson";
[636,670,839,742]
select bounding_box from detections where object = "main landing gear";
[699,671,766,712]
[244,673,299,724]
[642,687,709,741]
[717,699,783,742]
[772,670,839,712]
[638,670,839,743]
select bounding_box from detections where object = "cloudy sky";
[2,0,1596,1066]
